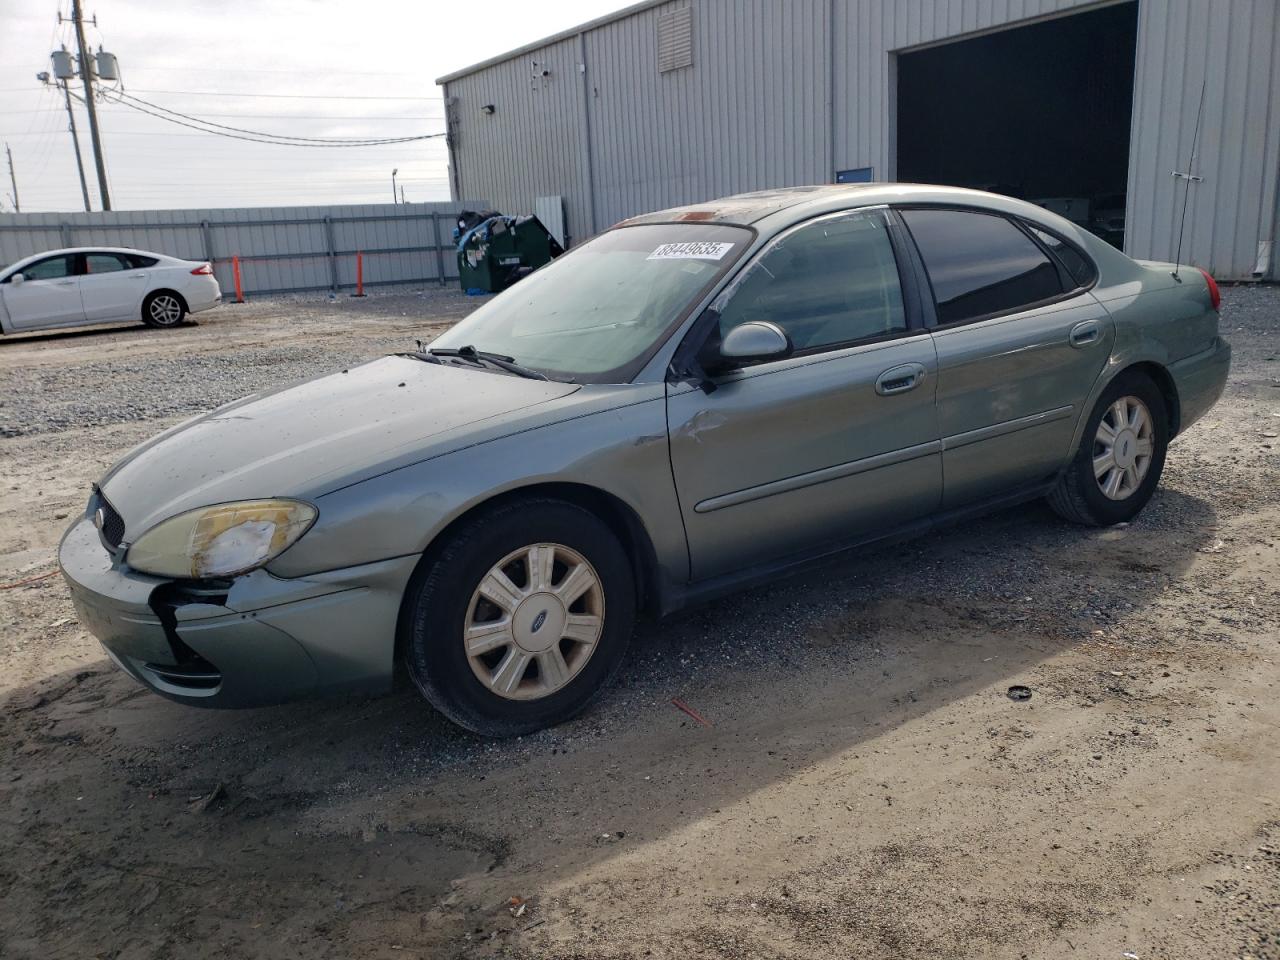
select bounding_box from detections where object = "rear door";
[897,207,1113,508]
[666,208,942,582]
[80,252,149,322]
[1,255,84,330]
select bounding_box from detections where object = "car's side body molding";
[661,476,1057,617]
[942,404,1075,451]
[693,439,943,514]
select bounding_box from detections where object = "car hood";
[99,356,579,539]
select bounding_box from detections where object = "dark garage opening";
[896,1,1138,249]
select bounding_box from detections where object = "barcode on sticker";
[647,241,735,261]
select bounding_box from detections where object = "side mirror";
[8,272,24,286]
[718,321,793,366]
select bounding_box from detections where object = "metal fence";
[0,201,491,298]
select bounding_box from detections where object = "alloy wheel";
[1093,395,1154,500]
[149,294,182,325]
[463,542,605,701]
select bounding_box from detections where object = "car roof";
[616,182,1086,234]
[15,246,171,259]
[617,185,859,227]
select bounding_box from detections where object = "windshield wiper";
[428,345,549,381]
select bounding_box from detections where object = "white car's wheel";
[142,291,187,328]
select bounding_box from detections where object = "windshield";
[431,223,752,383]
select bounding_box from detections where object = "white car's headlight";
[126,499,317,579]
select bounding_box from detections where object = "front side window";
[432,223,751,383]
[715,210,906,352]
[21,256,73,281]
[901,208,1064,325]
[84,253,130,274]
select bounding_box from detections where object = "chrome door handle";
[1070,320,1100,347]
[129,273,147,278]
[875,363,927,396]
[55,280,76,286]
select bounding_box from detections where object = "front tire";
[1048,371,1169,526]
[402,498,636,736]
[142,291,187,328]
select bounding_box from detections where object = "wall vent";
[657,8,693,73]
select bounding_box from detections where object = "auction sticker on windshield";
[647,241,736,261]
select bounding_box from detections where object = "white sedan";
[0,247,221,335]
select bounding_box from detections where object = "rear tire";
[142,291,187,328]
[1048,371,1169,526]
[402,498,636,737]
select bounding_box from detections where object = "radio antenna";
[1171,77,1207,280]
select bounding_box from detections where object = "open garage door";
[896,1,1138,250]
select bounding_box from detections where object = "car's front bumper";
[58,515,418,707]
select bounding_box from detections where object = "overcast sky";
[0,0,634,212]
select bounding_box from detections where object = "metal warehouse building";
[437,0,1280,279]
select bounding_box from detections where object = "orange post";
[232,255,244,303]
[353,251,366,297]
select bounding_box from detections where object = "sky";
[0,0,635,212]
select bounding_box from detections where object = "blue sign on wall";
[835,167,875,183]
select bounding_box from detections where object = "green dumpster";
[456,214,564,294]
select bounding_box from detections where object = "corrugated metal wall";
[446,38,591,245]
[1125,0,1280,277]
[0,201,488,297]
[582,0,831,230]
[441,0,1280,278]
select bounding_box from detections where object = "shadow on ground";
[0,489,1218,958]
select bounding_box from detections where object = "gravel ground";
[0,285,1277,959]
[0,288,478,437]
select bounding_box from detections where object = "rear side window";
[84,253,130,274]
[126,254,159,268]
[717,210,906,351]
[1026,225,1096,288]
[901,209,1064,325]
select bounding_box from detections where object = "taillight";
[1198,267,1221,311]
[190,263,213,276]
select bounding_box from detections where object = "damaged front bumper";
[58,515,418,708]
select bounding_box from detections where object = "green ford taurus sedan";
[60,184,1230,735]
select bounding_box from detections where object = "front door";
[80,252,148,322]
[666,208,942,582]
[898,207,1115,508]
[2,254,84,330]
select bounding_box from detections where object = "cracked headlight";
[126,499,317,579]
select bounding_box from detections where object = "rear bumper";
[1170,336,1231,435]
[58,515,418,708]
[186,277,222,314]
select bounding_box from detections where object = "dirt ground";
[0,287,1277,960]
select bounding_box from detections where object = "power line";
[3,110,443,119]
[128,88,437,101]
[107,90,442,145]
[123,66,426,78]
[99,93,444,147]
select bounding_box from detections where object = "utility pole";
[60,81,92,212]
[4,144,18,212]
[68,0,110,210]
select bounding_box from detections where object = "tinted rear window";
[1027,225,1096,288]
[902,209,1064,325]
[127,254,159,268]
